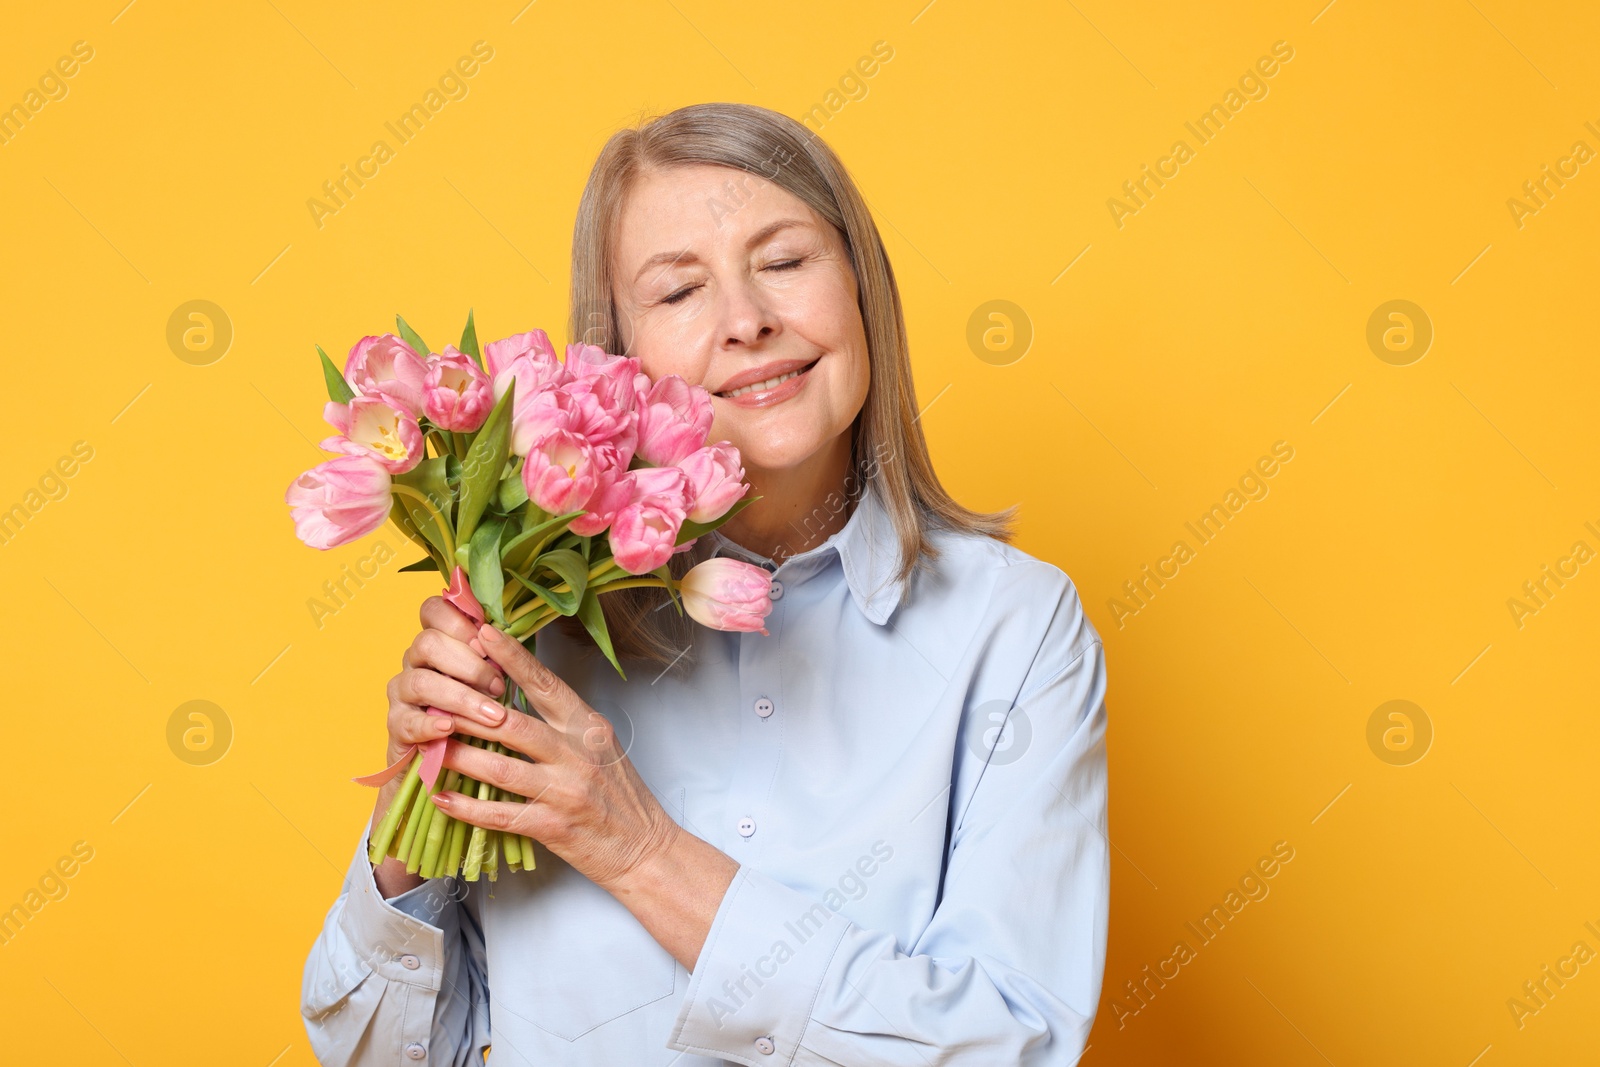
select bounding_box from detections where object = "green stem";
[390,482,457,562]
[464,819,489,882]
[421,768,462,876]
[396,768,433,863]
[444,802,469,876]
[586,577,668,595]
[501,559,638,626]
[405,770,447,874]
[368,753,425,864]
[485,820,501,882]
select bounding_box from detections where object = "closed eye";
[765,259,803,272]
[661,284,701,306]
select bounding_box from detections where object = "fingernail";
[435,717,454,732]
[481,700,507,724]
[431,793,451,808]
[489,675,505,697]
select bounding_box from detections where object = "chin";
[715,404,832,470]
[724,438,819,473]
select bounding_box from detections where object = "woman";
[302,102,1109,1066]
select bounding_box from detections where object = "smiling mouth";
[715,358,819,399]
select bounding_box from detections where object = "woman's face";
[610,163,870,476]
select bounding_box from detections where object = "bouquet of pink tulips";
[284,311,773,881]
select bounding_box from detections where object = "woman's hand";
[382,595,512,768]
[429,625,683,894]
[369,596,516,894]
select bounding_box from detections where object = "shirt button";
[399,954,420,970]
[737,816,756,838]
[768,580,784,601]
[754,697,774,718]
[755,1035,776,1054]
[404,1042,426,1060]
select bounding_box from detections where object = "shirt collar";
[703,480,905,626]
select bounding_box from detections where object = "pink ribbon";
[352,565,486,793]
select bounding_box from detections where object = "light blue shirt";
[301,480,1109,1065]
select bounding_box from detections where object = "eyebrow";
[632,217,811,285]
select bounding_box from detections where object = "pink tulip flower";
[506,385,580,458]
[284,455,392,549]
[608,466,690,574]
[678,442,748,523]
[345,334,428,416]
[484,329,567,401]
[423,346,493,431]
[486,331,569,451]
[565,343,630,379]
[679,558,773,634]
[522,430,603,514]
[566,345,642,410]
[565,381,639,458]
[483,329,566,396]
[321,396,425,473]
[635,375,713,465]
[567,448,632,536]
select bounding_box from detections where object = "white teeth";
[721,366,805,398]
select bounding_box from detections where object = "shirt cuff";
[336,818,457,992]
[669,865,852,1064]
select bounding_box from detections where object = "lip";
[712,357,819,397]
[716,359,817,409]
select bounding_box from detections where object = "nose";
[715,275,779,350]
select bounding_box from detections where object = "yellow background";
[3,1,1596,1063]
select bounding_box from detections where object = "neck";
[719,430,856,564]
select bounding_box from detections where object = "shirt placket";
[723,558,787,868]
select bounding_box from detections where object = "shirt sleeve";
[668,586,1110,1066]
[301,817,492,1066]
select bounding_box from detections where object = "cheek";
[783,272,866,366]
[630,314,714,387]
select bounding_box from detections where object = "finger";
[419,595,478,643]
[393,667,510,728]
[403,627,505,698]
[477,624,581,728]
[442,703,565,763]
[389,705,458,746]
[430,788,547,834]
[441,739,552,802]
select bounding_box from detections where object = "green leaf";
[652,562,683,615]
[575,585,625,679]
[455,380,515,555]
[675,495,759,546]
[398,556,440,573]
[317,345,355,404]
[388,497,441,566]
[460,308,484,371]
[508,548,589,617]
[501,509,583,573]
[468,514,509,626]
[509,573,578,617]
[587,561,627,588]
[496,461,529,513]
[392,457,455,562]
[535,549,590,598]
[395,315,431,356]
[521,500,554,533]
